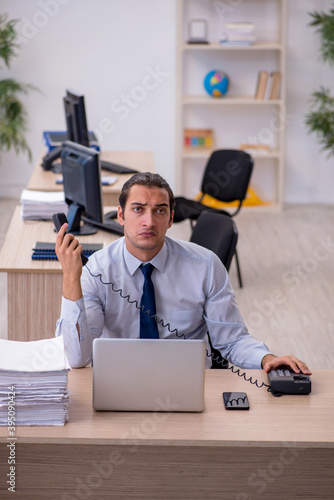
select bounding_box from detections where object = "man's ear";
[168,210,174,229]
[117,206,125,226]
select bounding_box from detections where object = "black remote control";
[52,213,88,266]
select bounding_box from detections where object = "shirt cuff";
[254,348,272,369]
[61,296,85,324]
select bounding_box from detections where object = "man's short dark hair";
[119,172,175,220]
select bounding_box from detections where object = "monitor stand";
[67,204,98,236]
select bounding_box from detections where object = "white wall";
[0,0,334,204]
[0,0,176,197]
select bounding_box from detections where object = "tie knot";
[140,263,154,279]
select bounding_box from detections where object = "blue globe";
[204,70,229,97]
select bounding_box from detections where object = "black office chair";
[174,149,253,287]
[190,210,239,369]
[174,149,254,222]
[190,210,238,273]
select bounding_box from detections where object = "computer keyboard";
[100,160,139,175]
[86,218,124,236]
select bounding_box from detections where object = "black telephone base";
[268,369,311,395]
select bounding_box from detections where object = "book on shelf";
[254,70,269,100]
[239,143,272,154]
[268,71,281,100]
[225,22,255,31]
[220,21,255,46]
[220,39,255,46]
[223,35,255,41]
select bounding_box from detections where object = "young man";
[55,172,311,375]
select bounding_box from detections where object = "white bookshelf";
[175,0,287,209]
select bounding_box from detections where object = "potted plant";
[0,14,35,160]
[305,6,334,156]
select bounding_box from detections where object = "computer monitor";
[63,90,90,147]
[61,141,103,235]
[41,91,98,172]
[63,90,138,176]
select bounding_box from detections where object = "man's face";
[117,184,174,261]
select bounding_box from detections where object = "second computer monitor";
[63,90,90,147]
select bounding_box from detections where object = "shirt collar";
[123,239,168,276]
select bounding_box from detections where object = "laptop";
[92,338,206,412]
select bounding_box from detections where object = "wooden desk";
[27,150,155,205]
[0,369,333,499]
[0,207,120,341]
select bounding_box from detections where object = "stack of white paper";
[20,189,68,220]
[0,337,71,426]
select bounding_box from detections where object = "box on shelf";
[184,129,214,148]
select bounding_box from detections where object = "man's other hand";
[262,354,312,375]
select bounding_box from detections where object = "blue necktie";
[140,264,159,339]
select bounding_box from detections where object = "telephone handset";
[41,146,63,171]
[52,212,88,266]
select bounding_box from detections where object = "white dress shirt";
[55,236,270,368]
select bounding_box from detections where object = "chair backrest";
[190,210,238,271]
[201,149,254,204]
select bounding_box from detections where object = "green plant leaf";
[0,14,19,69]
[308,8,334,66]
[305,8,334,157]
[0,15,37,161]
[305,88,334,156]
